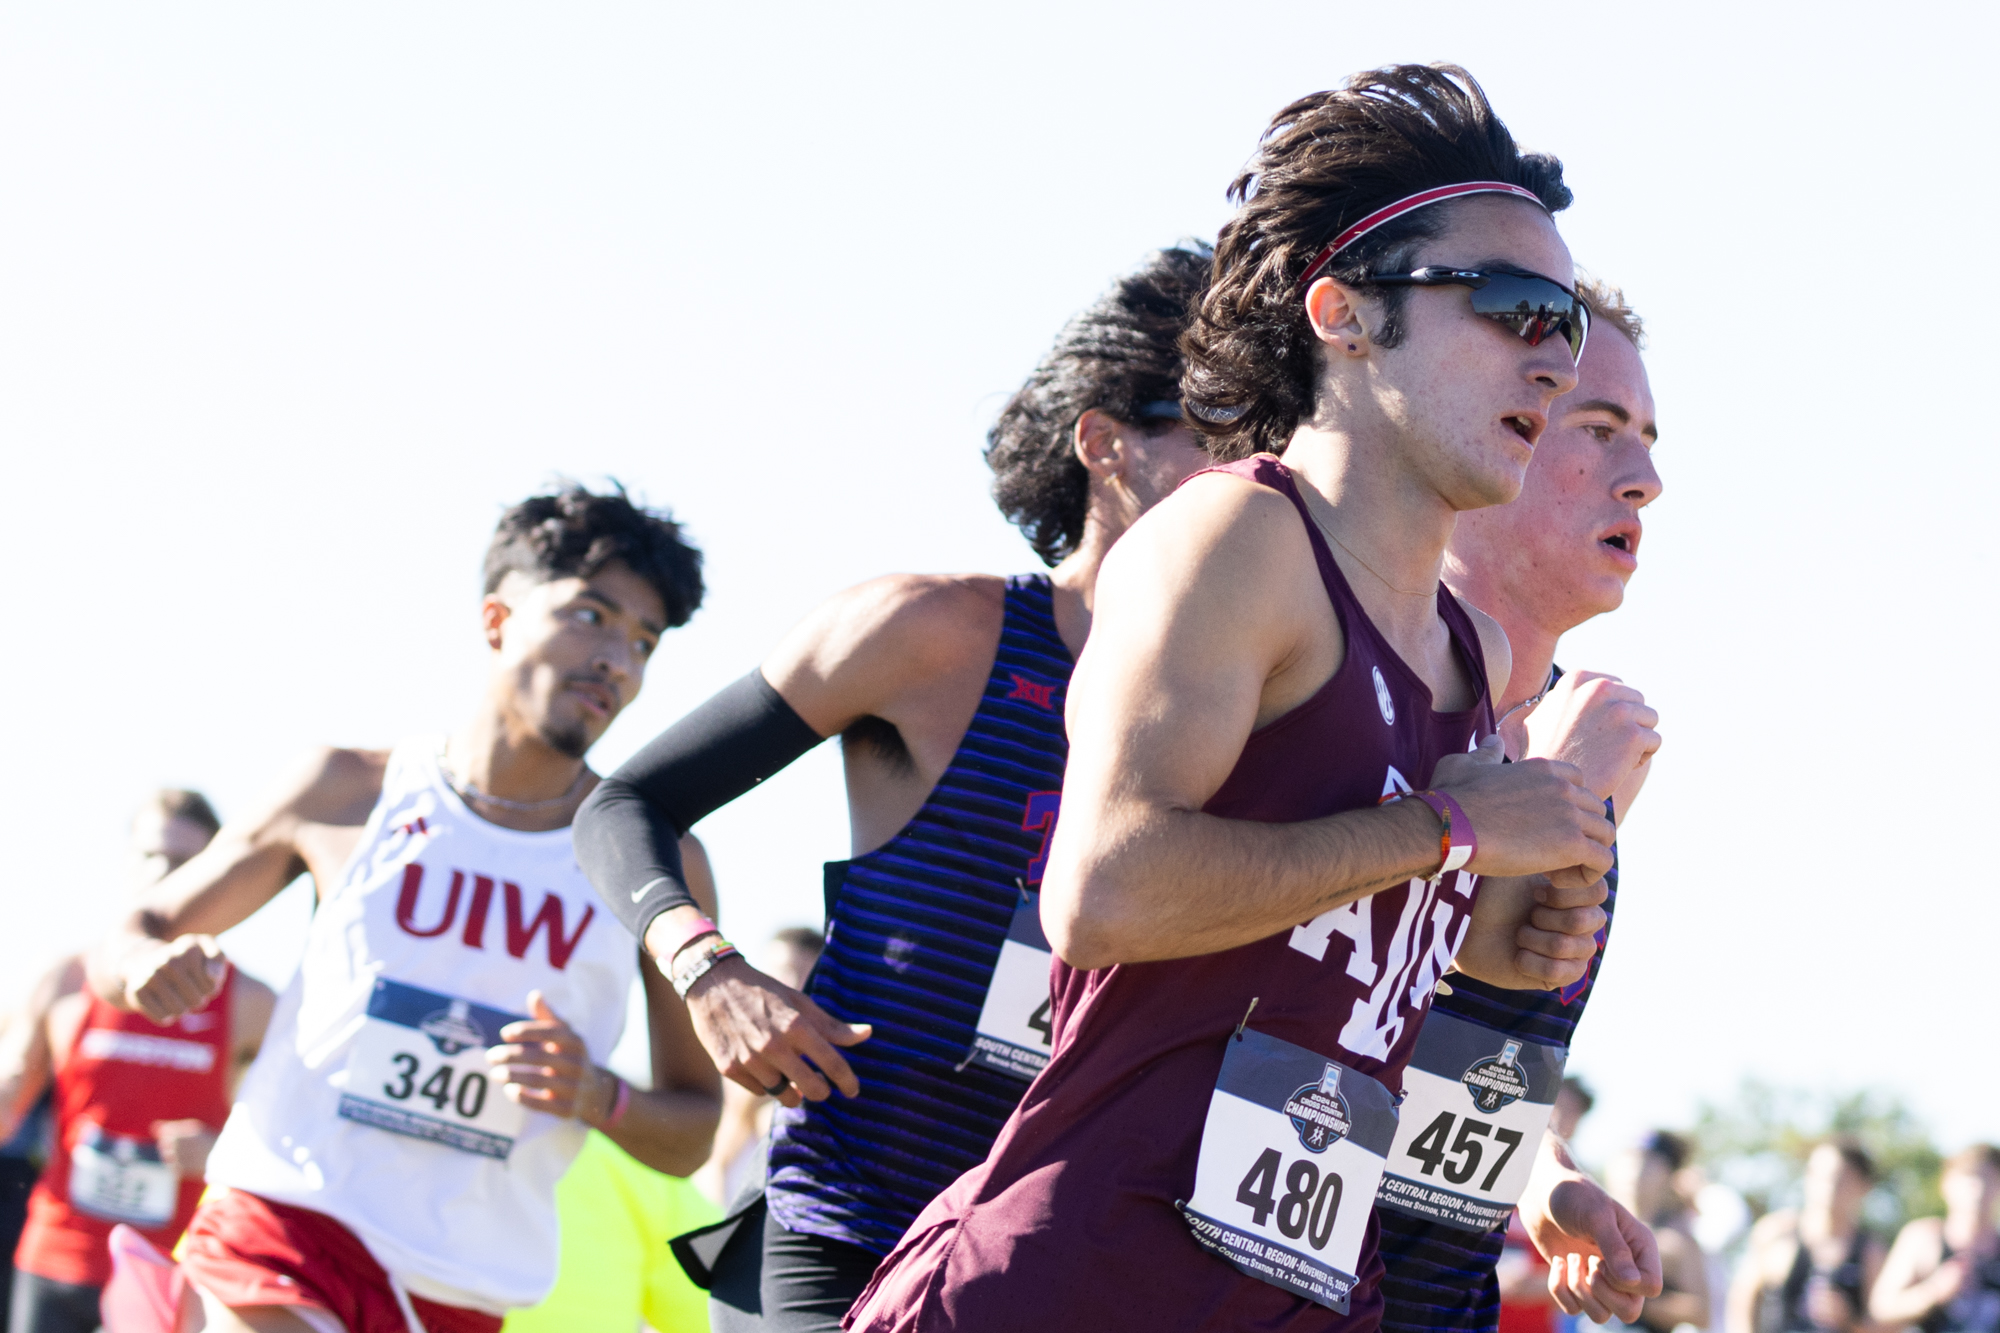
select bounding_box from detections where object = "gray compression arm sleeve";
[575,669,826,939]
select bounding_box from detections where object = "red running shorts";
[178,1188,502,1333]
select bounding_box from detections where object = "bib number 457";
[1236,1148,1345,1252]
[1403,1111,1521,1192]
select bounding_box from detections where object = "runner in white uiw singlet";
[85,484,722,1333]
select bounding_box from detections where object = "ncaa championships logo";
[1284,1063,1354,1153]
[419,1000,485,1056]
[1372,666,1395,725]
[1460,1039,1531,1113]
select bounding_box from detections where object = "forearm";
[1045,797,1441,969]
[586,1074,721,1177]
[577,670,823,938]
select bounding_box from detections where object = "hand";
[1519,672,1661,803]
[490,991,599,1119]
[1431,737,1614,889]
[684,956,871,1109]
[121,935,227,1025]
[1515,875,1608,989]
[1804,1274,1859,1329]
[1454,873,1606,991]
[152,1119,218,1178]
[1528,1174,1663,1323]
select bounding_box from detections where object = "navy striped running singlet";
[765,574,1072,1255]
[1377,729,1621,1333]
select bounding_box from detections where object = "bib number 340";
[338,979,527,1160]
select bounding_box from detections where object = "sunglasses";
[1366,267,1588,362]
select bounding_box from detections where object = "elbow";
[1041,868,1142,972]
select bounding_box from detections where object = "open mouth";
[567,682,614,715]
[1598,523,1641,558]
[1503,413,1543,445]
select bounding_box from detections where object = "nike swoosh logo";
[632,876,673,904]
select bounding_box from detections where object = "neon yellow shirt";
[503,1130,720,1333]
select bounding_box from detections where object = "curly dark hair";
[1182,64,1572,461]
[987,244,1212,566]
[483,481,704,628]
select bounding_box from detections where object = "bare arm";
[87,748,383,1023]
[1520,1132,1662,1325]
[642,576,1000,1108]
[1871,1219,1956,1325]
[0,958,81,1142]
[153,971,280,1182]
[1043,477,1615,971]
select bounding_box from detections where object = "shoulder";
[1456,601,1513,709]
[272,746,390,825]
[780,573,1006,679]
[1747,1208,1800,1247]
[1890,1215,1946,1256]
[1103,465,1311,598]
[20,955,85,1027]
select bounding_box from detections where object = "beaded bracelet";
[1400,789,1477,883]
[669,936,741,999]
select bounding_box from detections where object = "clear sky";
[3,2,1994,1167]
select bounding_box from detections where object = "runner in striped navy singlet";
[577,247,1215,1332]
[1376,278,1667,1333]
[768,574,1073,1251]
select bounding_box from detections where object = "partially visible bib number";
[963,891,1055,1081]
[1181,1028,1399,1314]
[1375,1009,1566,1230]
[69,1124,178,1226]
[338,979,526,1160]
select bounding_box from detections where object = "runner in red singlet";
[0,791,274,1333]
[847,64,1616,1333]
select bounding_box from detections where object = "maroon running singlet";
[846,455,1496,1333]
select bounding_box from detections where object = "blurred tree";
[1693,1079,1942,1231]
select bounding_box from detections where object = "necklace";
[437,743,589,813]
[1300,496,1435,598]
[1497,665,1562,728]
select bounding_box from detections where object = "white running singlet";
[205,740,637,1312]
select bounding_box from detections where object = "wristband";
[1404,790,1477,882]
[653,911,722,965]
[670,937,741,999]
[600,1071,631,1129]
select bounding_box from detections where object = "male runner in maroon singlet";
[1,791,274,1333]
[86,486,721,1333]
[846,64,1617,1333]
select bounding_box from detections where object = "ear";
[1072,408,1131,484]
[480,592,511,651]
[1303,277,1372,358]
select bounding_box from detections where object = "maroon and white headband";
[1296,181,1547,288]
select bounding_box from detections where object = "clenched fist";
[121,935,227,1026]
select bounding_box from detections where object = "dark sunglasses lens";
[1468,274,1587,360]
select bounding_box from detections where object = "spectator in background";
[1728,1137,1885,1333]
[0,790,275,1333]
[1608,1131,1712,1330]
[691,928,826,1210]
[1552,1077,1595,1144]
[1870,1144,2000,1332]
[1498,1077,1600,1333]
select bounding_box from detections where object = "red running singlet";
[847,455,1495,1333]
[15,967,235,1288]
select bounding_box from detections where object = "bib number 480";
[1404,1111,1521,1191]
[1235,1148,1345,1252]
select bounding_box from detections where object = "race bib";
[1181,1028,1398,1314]
[963,891,1055,1080]
[338,979,526,1160]
[1375,1010,1565,1231]
[69,1124,178,1226]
